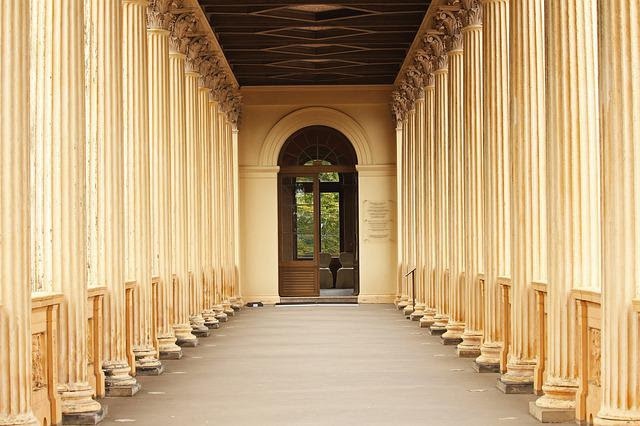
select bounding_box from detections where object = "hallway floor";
[100,305,539,426]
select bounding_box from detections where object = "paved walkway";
[100,304,539,426]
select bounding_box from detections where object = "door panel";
[278,175,319,297]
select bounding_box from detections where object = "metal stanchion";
[404,267,416,313]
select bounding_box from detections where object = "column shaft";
[432,65,450,333]
[30,0,103,415]
[185,60,207,333]
[500,0,546,388]
[535,0,601,412]
[420,82,437,328]
[0,2,38,424]
[596,1,640,423]
[168,45,197,345]
[122,0,161,372]
[477,0,509,370]
[412,94,426,319]
[444,46,466,343]
[147,4,182,359]
[404,108,417,315]
[85,0,139,394]
[458,3,484,358]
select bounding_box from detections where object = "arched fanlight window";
[278,125,357,167]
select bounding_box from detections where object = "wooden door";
[278,174,319,297]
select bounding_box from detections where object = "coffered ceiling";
[198,1,430,86]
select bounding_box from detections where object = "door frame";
[277,165,358,297]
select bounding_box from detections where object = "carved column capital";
[185,37,208,73]
[424,32,448,71]
[168,12,196,54]
[414,49,435,86]
[147,0,174,30]
[459,0,483,28]
[391,90,409,123]
[437,9,463,51]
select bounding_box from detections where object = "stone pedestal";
[158,334,183,360]
[496,359,536,394]
[442,321,464,346]
[531,381,578,423]
[103,362,142,397]
[475,342,502,373]
[174,323,199,347]
[134,347,164,375]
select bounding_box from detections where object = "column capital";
[437,9,464,52]
[168,13,197,54]
[147,0,173,30]
[185,37,208,74]
[414,49,435,86]
[459,0,483,28]
[424,32,448,71]
[391,90,409,123]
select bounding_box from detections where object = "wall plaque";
[363,200,394,242]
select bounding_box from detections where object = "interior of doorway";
[278,125,359,299]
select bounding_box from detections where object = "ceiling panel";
[198,1,430,86]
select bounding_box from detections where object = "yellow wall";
[238,85,397,303]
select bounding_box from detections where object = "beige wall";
[238,85,397,303]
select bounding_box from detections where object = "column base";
[103,361,141,397]
[202,310,220,329]
[134,346,164,376]
[62,407,106,425]
[420,309,436,328]
[497,359,536,394]
[403,303,415,317]
[594,415,640,425]
[58,383,103,423]
[222,302,235,316]
[442,321,465,345]
[529,401,575,423]
[190,315,211,337]
[0,413,40,426]
[231,302,242,311]
[397,298,409,309]
[497,377,533,394]
[410,311,424,321]
[474,342,502,373]
[429,314,448,335]
[158,334,183,360]
[457,330,482,358]
[173,323,198,347]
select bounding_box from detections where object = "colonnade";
[393,0,640,424]
[0,1,242,425]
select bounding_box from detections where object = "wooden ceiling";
[198,1,430,86]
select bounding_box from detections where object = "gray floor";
[100,305,539,426]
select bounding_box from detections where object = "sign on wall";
[363,200,394,242]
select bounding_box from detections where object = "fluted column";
[394,119,404,306]
[231,124,242,306]
[85,0,140,395]
[222,119,235,315]
[458,0,484,358]
[168,17,198,346]
[420,77,437,328]
[476,0,509,372]
[533,0,601,415]
[498,0,546,392]
[209,95,224,320]
[0,3,38,425]
[442,17,466,345]
[147,0,182,359]
[595,1,640,423]
[428,34,450,335]
[185,39,208,336]
[398,117,410,309]
[411,91,426,320]
[30,0,103,417]
[403,107,417,316]
[122,0,162,374]
[198,75,219,328]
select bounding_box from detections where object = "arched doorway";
[277,125,359,298]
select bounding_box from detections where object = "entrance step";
[278,296,358,305]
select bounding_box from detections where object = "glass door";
[278,174,319,297]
